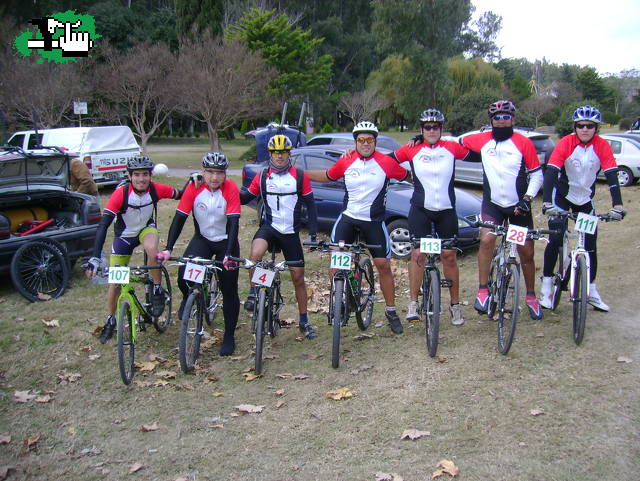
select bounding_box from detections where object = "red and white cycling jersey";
[327,150,408,222]
[177,180,240,242]
[547,134,618,206]
[462,131,542,208]
[104,181,176,237]
[394,140,468,211]
[247,166,312,234]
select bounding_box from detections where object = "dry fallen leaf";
[88,354,101,361]
[56,371,81,383]
[133,381,152,388]
[155,370,176,379]
[212,392,224,397]
[67,427,76,436]
[235,404,265,414]
[325,387,353,400]
[153,380,170,387]
[23,434,40,449]
[147,353,167,362]
[374,321,384,328]
[80,446,101,455]
[242,372,263,382]
[375,472,404,481]
[203,374,219,384]
[37,292,52,301]
[616,356,633,363]
[141,423,159,432]
[34,395,52,404]
[353,333,374,340]
[0,434,11,444]
[530,409,545,416]
[274,400,286,409]
[128,462,143,473]
[432,459,459,478]
[174,477,189,481]
[293,374,309,380]
[80,346,92,352]
[437,356,449,364]
[275,389,285,396]
[207,424,224,429]
[41,319,59,327]
[137,361,159,372]
[400,429,431,440]
[276,373,293,379]
[14,391,36,403]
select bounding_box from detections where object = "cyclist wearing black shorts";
[240,134,319,340]
[158,153,241,356]
[306,121,409,334]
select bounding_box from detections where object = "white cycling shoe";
[539,276,554,309]
[588,283,609,312]
[406,300,419,321]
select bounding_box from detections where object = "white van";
[7,126,141,186]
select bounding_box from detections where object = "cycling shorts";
[408,206,459,243]
[330,214,390,259]
[253,224,305,264]
[481,200,533,229]
[110,226,158,267]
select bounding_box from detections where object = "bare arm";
[306,170,331,182]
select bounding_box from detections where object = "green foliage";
[321,122,334,133]
[227,8,333,99]
[366,54,413,118]
[447,56,503,100]
[576,67,615,110]
[447,87,503,135]
[510,75,531,102]
[494,57,533,84]
[619,118,633,130]
[239,143,257,162]
[176,0,223,41]
[555,100,599,136]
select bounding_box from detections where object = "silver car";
[599,134,640,187]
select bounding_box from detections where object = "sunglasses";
[492,114,513,121]
[421,125,442,131]
[356,137,376,144]
[575,123,596,130]
[271,150,290,155]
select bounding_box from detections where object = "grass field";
[0,162,639,480]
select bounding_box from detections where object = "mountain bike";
[411,236,459,357]
[169,256,223,373]
[107,262,172,385]
[477,221,555,355]
[544,211,620,345]
[305,235,378,369]
[230,250,302,374]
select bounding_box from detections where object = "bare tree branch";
[338,88,390,123]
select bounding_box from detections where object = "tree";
[176,37,277,151]
[521,94,555,128]
[338,88,389,123]
[95,41,179,153]
[575,67,614,110]
[447,56,503,100]
[464,11,502,61]
[176,0,223,40]
[446,87,503,135]
[366,54,413,124]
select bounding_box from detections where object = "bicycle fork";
[569,247,590,300]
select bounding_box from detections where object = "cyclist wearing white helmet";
[85,155,184,344]
[240,135,319,340]
[158,152,242,355]
[306,121,409,334]
[460,100,545,321]
[539,106,625,311]
[393,108,471,326]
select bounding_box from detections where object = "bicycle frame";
[115,272,152,345]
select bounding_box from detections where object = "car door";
[302,153,345,227]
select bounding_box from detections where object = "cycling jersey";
[394,140,468,211]
[176,180,240,242]
[246,166,314,235]
[326,150,408,222]
[104,181,177,237]
[461,132,542,208]
[545,134,618,206]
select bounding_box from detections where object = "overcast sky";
[472,0,640,75]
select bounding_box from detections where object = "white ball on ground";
[153,163,169,176]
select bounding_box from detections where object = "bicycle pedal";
[441,279,453,288]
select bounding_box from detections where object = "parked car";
[307,133,402,152]
[241,146,481,259]
[449,127,555,185]
[0,147,101,301]
[599,134,640,186]
[7,126,141,186]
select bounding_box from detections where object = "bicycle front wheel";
[205,272,221,327]
[178,291,203,373]
[331,278,346,368]
[254,289,267,374]
[497,262,520,355]
[152,265,172,333]
[355,257,375,330]
[422,268,441,358]
[572,255,588,345]
[117,298,135,385]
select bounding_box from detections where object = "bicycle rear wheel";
[331,278,345,368]
[572,255,588,345]
[422,268,441,358]
[497,262,520,355]
[254,289,267,374]
[487,259,498,318]
[178,291,203,373]
[117,298,135,385]
[355,257,375,330]
[152,265,172,333]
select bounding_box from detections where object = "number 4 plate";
[183,262,205,284]
[108,266,130,284]
[330,251,352,270]
[420,238,441,254]
[252,267,275,287]
[575,212,598,235]
[506,224,528,246]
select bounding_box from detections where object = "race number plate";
[506,224,528,246]
[252,267,275,287]
[183,262,205,284]
[108,266,130,284]
[330,251,352,270]
[575,212,598,235]
[420,238,441,254]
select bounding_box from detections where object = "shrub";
[619,118,632,130]
[239,144,257,162]
[555,100,600,137]
[321,122,333,133]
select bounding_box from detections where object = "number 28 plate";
[506,225,528,246]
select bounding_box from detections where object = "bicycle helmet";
[352,120,379,139]
[267,134,293,151]
[419,108,445,124]
[202,152,229,170]
[127,155,154,172]
[573,105,602,124]
[488,99,517,117]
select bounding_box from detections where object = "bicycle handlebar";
[168,256,222,267]
[546,212,621,222]
[227,256,303,270]
[303,240,382,251]
[410,236,459,250]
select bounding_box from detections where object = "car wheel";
[617,167,635,187]
[387,219,411,260]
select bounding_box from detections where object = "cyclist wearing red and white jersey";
[460,100,545,320]
[394,109,470,326]
[85,156,182,343]
[158,153,242,355]
[306,121,409,334]
[240,135,319,340]
[539,105,625,312]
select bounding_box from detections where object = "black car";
[241,146,481,259]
